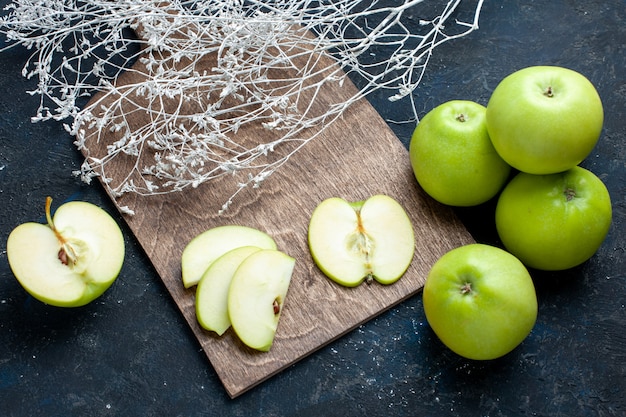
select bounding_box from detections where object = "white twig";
[0,0,484,212]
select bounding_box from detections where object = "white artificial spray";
[1,0,483,213]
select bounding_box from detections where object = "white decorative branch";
[1,0,484,213]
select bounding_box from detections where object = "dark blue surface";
[1,1,625,416]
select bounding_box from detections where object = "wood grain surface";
[79,34,474,397]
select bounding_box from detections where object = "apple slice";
[308,194,414,287]
[181,225,277,288]
[195,246,262,335]
[228,249,295,351]
[6,197,125,307]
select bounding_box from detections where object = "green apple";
[307,194,414,287]
[495,166,612,271]
[181,225,277,288]
[486,66,603,174]
[228,249,295,351]
[6,197,125,307]
[409,100,511,206]
[195,246,262,335]
[423,244,537,360]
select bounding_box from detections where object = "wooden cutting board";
[78,27,474,398]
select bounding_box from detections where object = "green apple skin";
[409,100,511,206]
[307,195,414,287]
[6,201,125,307]
[227,249,295,352]
[495,166,612,271]
[486,66,603,174]
[195,246,262,335]
[423,244,537,360]
[181,225,277,288]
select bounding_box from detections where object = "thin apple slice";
[181,225,277,288]
[227,250,295,352]
[6,198,125,307]
[195,246,262,335]
[307,194,414,287]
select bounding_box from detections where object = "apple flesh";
[307,194,414,287]
[423,244,537,360]
[6,197,125,307]
[195,246,262,335]
[486,66,603,174]
[495,166,612,271]
[227,249,295,352]
[181,225,277,288]
[409,100,511,206]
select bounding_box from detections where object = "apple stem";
[456,113,467,123]
[45,197,78,267]
[564,187,576,201]
[460,282,472,295]
[544,86,554,98]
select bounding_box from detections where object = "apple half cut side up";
[195,246,262,335]
[227,250,296,352]
[6,197,125,307]
[181,225,277,288]
[307,195,415,287]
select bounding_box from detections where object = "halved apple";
[227,249,295,351]
[307,194,415,287]
[181,225,277,288]
[6,197,125,307]
[195,246,262,335]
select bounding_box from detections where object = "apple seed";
[273,299,280,315]
[58,248,69,266]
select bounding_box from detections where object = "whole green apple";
[495,166,612,271]
[486,66,603,174]
[409,100,511,206]
[423,244,537,360]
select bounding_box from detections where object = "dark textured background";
[1,1,624,416]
